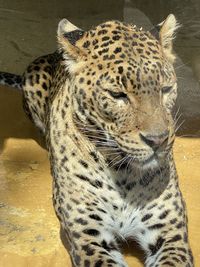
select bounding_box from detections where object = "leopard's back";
[21,51,66,134]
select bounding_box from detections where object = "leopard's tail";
[0,71,22,90]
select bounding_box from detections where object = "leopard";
[0,14,194,267]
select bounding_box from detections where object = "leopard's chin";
[126,152,168,173]
[106,145,169,173]
[140,158,160,172]
[128,155,158,172]
[138,152,168,170]
[110,154,159,173]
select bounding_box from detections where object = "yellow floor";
[0,85,200,266]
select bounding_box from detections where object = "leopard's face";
[58,16,178,170]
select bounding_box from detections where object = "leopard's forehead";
[80,20,162,63]
[76,21,174,93]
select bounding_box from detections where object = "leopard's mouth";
[76,118,171,171]
[90,134,161,171]
[105,146,170,172]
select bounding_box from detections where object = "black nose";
[140,132,169,150]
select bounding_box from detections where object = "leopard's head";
[58,15,179,171]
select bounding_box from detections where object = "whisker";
[177,76,186,80]
[79,128,106,134]
[98,147,120,152]
[174,113,183,128]
[173,106,181,121]
[126,155,135,174]
[75,123,106,133]
[175,61,190,70]
[92,141,115,145]
[116,155,129,173]
[175,119,185,133]
[104,153,122,157]
[109,156,125,169]
[81,133,108,140]
[177,134,200,138]
[126,156,132,172]
[107,155,121,168]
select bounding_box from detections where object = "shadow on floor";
[0,85,46,152]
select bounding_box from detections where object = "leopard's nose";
[140,131,169,151]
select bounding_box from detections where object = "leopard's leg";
[135,188,193,267]
[145,232,193,267]
[144,226,193,267]
[53,181,128,267]
[63,226,127,267]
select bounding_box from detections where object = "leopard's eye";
[162,86,172,94]
[108,90,128,100]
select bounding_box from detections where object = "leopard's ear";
[150,14,180,63]
[57,19,86,73]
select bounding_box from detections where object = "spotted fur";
[0,71,22,89]
[1,14,193,267]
